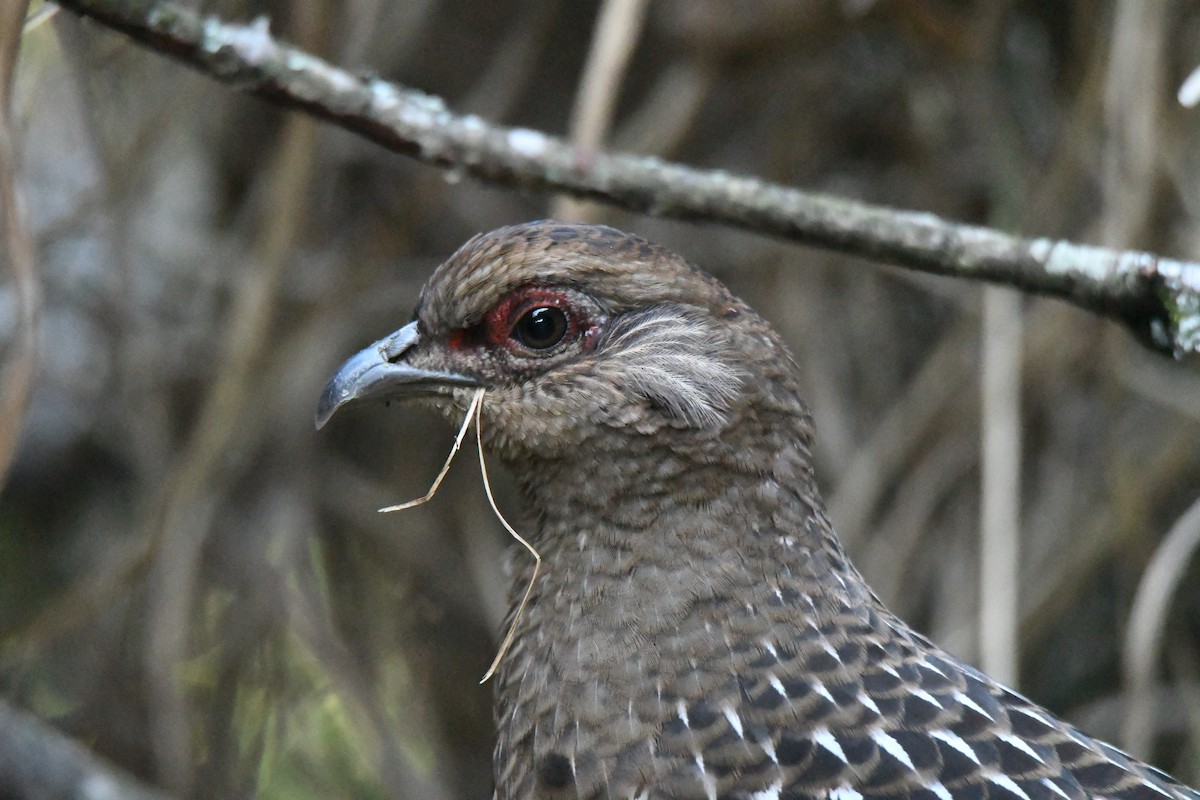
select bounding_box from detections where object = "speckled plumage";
[320,221,1199,800]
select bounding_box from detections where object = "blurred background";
[3,0,1200,797]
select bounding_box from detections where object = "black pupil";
[515,306,568,349]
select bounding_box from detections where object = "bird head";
[317,221,808,477]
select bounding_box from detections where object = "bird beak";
[315,321,479,429]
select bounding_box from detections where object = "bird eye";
[513,306,569,350]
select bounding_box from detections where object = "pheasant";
[316,221,1198,800]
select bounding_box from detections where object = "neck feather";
[505,396,869,615]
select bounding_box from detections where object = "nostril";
[378,321,422,361]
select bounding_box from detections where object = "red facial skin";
[448,286,604,354]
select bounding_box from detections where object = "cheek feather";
[596,307,745,429]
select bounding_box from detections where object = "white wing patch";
[828,785,864,800]
[812,681,837,705]
[750,780,783,800]
[1142,781,1174,799]
[748,782,787,800]
[760,738,779,765]
[695,752,717,800]
[990,773,1033,800]
[998,732,1046,765]
[1041,778,1072,800]
[912,689,944,709]
[720,703,745,738]
[814,728,850,765]
[928,781,955,800]
[954,691,995,721]
[872,729,918,772]
[931,729,981,764]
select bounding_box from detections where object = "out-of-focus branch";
[972,2,1023,689]
[1122,495,1200,757]
[566,0,647,150]
[0,0,40,490]
[1100,0,1165,249]
[979,287,1021,686]
[553,0,648,220]
[0,699,177,800]
[53,0,1200,356]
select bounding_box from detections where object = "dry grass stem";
[380,388,484,513]
[475,393,542,684]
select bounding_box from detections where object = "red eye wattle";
[480,287,580,353]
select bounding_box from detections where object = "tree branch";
[0,0,40,491]
[0,700,177,800]
[53,0,1200,356]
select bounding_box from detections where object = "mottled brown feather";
[362,221,1198,800]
